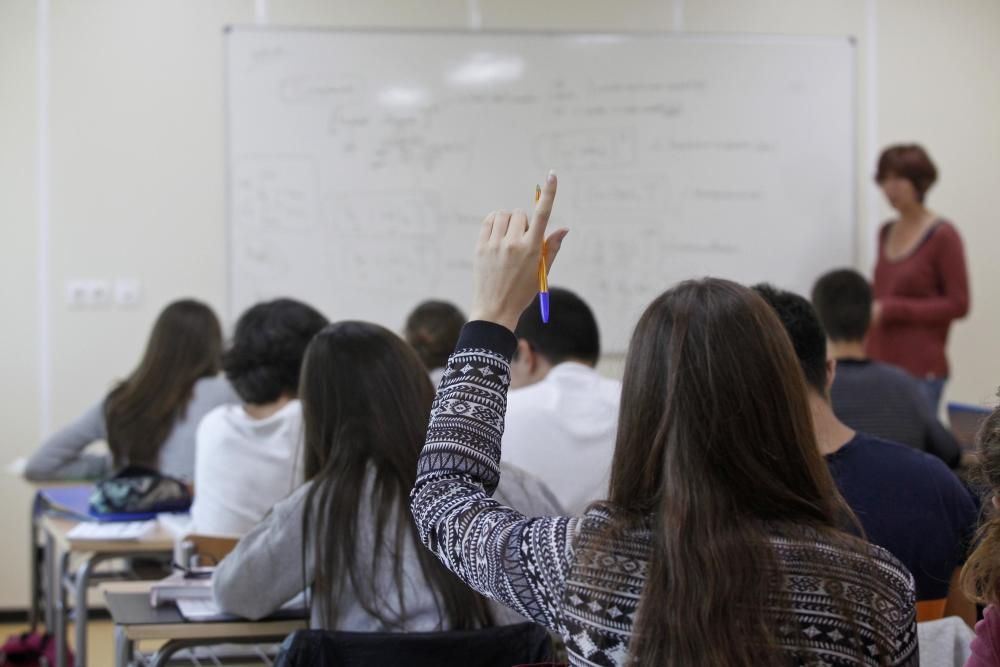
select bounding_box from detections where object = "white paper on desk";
[67,520,156,541]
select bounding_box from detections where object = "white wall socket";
[113,279,142,308]
[64,279,115,308]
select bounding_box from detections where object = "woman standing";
[868,144,970,411]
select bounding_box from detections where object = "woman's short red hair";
[875,144,938,202]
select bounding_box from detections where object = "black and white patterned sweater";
[411,321,919,666]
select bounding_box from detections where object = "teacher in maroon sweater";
[867,144,970,412]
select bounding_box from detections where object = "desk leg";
[54,550,70,667]
[73,556,98,667]
[29,497,40,631]
[44,530,56,631]
[113,625,134,667]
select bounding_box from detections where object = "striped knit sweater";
[411,321,919,666]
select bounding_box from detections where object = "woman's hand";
[871,300,883,327]
[469,171,569,332]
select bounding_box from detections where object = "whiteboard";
[225,28,855,351]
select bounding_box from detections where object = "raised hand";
[469,171,569,332]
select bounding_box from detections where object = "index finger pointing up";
[530,170,558,243]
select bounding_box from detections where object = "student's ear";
[825,358,837,392]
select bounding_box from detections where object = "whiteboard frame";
[223,25,859,328]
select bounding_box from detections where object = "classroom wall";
[1,0,998,609]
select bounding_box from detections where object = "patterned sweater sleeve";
[410,321,578,631]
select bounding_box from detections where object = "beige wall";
[1,0,998,608]
[1,0,40,612]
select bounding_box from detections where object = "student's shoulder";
[776,528,914,602]
[597,376,623,401]
[867,360,921,386]
[192,375,239,405]
[506,382,550,412]
[195,402,241,440]
[852,432,965,489]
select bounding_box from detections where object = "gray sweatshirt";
[213,462,562,629]
[24,376,237,482]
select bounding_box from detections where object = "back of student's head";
[223,298,327,405]
[811,269,873,342]
[105,299,223,468]
[297,321,492,630]
[604,278,856,665]
[751,284,828,395]
[403,300,466,371]
[514,287,600,365]
[962,402,1000,606]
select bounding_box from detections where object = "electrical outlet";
[89,280,112,307]
[65,280,90,307]
[114,279,142,308]
[65,279,113,308]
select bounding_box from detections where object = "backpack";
[0,632,74,667]
[90,465,192,516]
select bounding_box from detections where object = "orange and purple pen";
[535,184,550,324]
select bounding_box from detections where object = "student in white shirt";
[190,298,328,536]
[502,287,621,514]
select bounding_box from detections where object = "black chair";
[274,622,554,667]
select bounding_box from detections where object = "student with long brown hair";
[24,299,235,482]
[961,404,1000,666]
[213,321,537,629]
[410,174,917,665]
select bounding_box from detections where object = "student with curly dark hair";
[190,298,327,536]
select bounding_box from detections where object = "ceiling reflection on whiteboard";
[447,53,524,86]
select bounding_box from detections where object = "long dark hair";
[104,299,223,469]
[602,279,859,665]
[961,400,1000,604]
[299,321,494,630]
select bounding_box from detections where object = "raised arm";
[411,322,578,629]
[410,172,575,630]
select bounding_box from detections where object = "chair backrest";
[274,622,553,667]
[180,534,239,567]
[916,598,948,623]
[917,616,974,667]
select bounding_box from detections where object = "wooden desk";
[40,515,176,667]
[101,581,306,667]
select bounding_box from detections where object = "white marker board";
[225,28,855,351]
